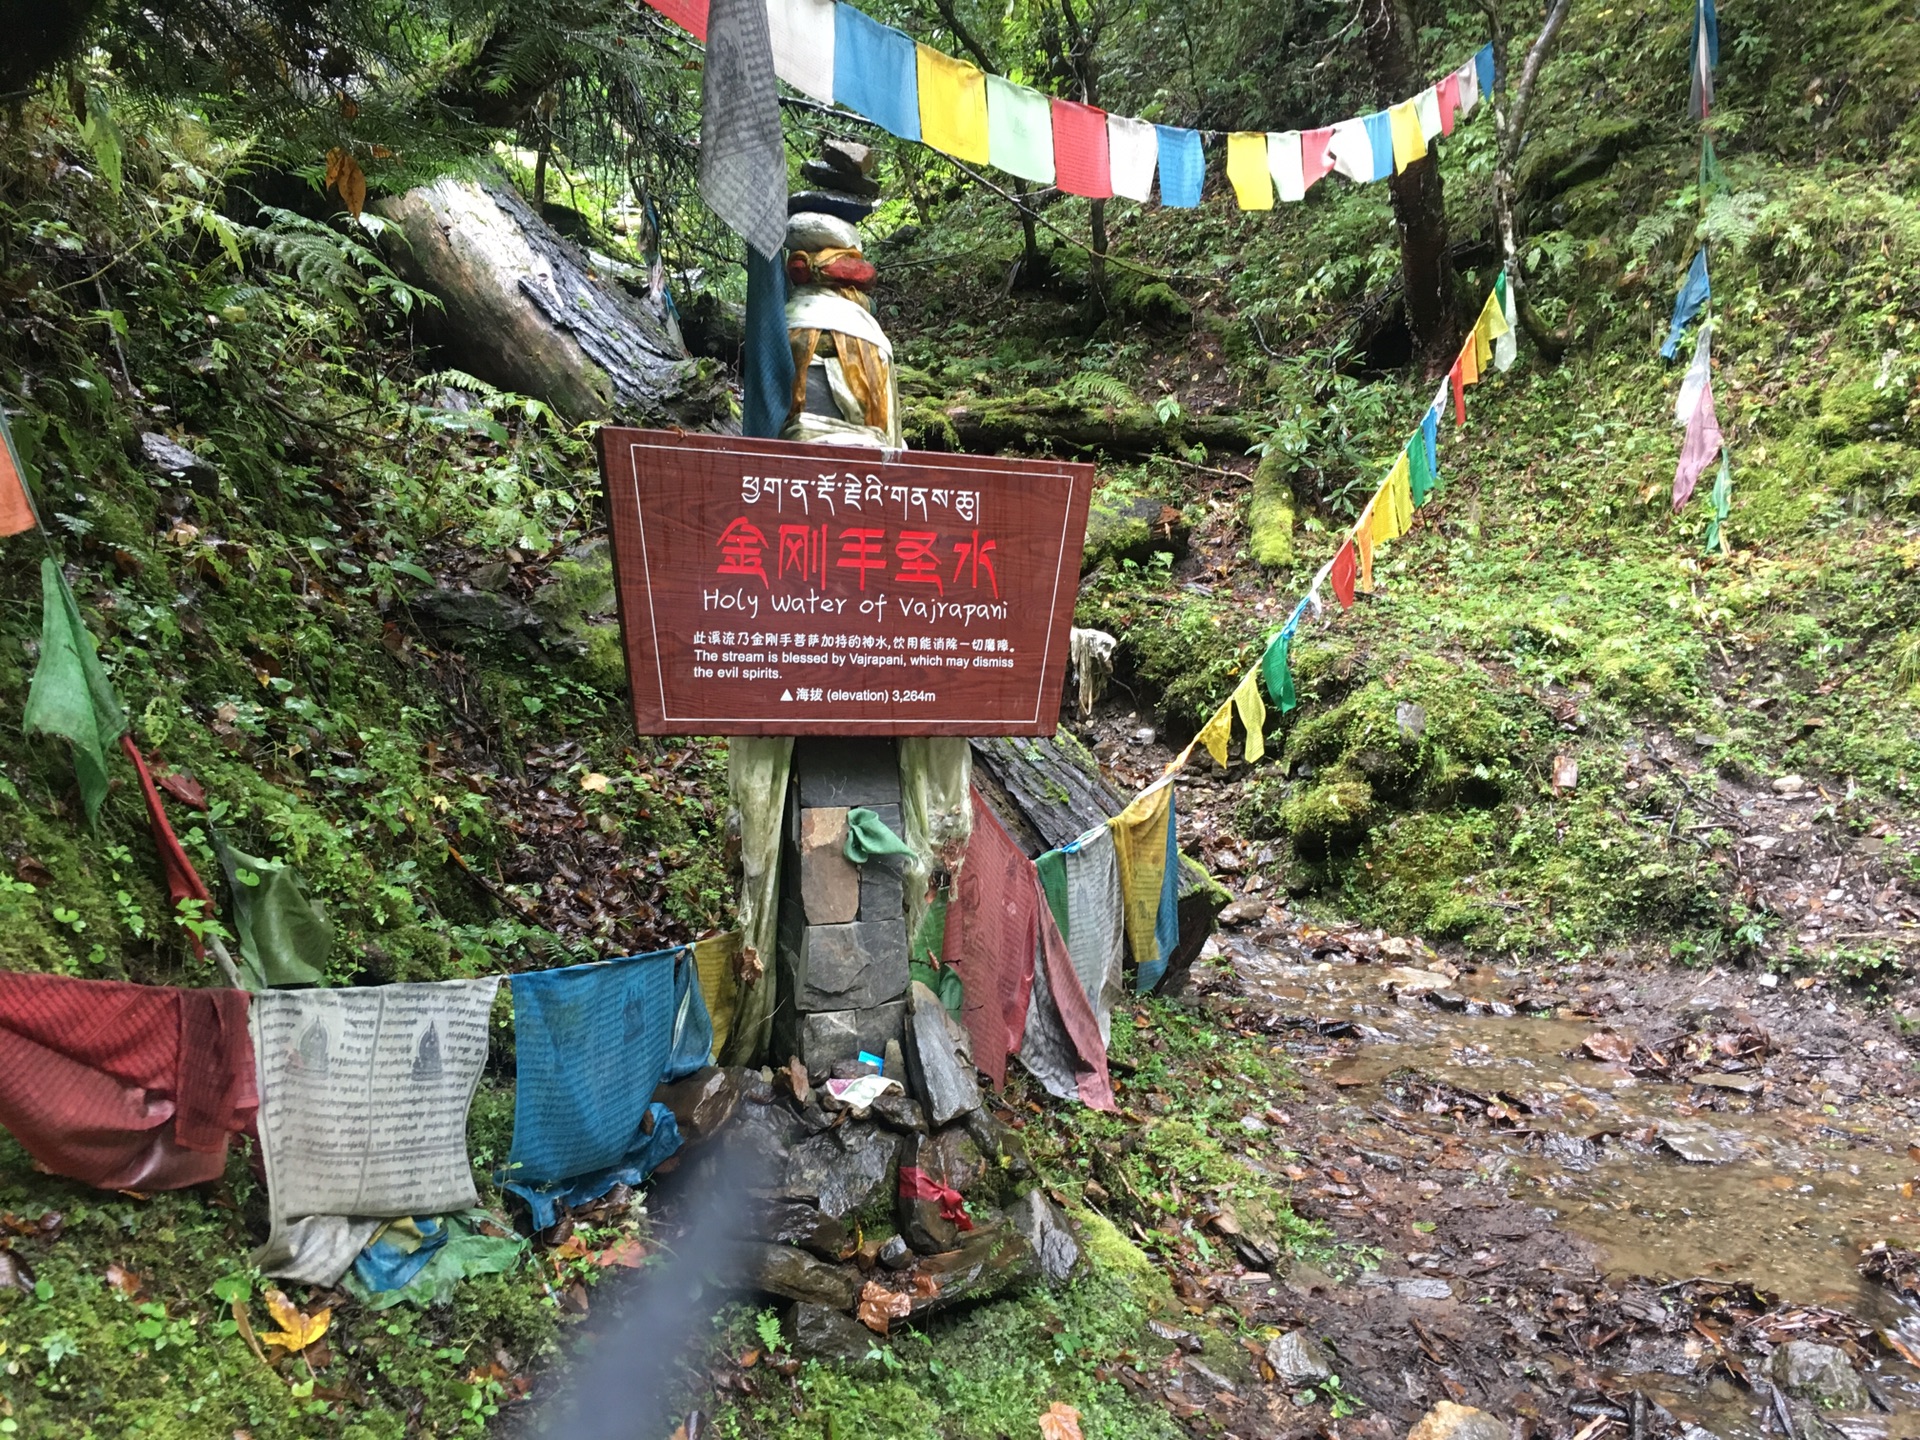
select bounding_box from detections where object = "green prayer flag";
[909,888,949,965]
[844,806,917,865]
[1407,431,1435,507]
[1698,134,1726,195]
[1260,633,1298,714]
[1035,847,1070,944]
[1704,451,1732,554]
[216,833,332,989]
[23,557,126,826]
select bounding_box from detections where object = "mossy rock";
[1280,772,1375,854]
[1246,450,1296,569]
[531,537,630,692]
[1082,486,1189,572]
[1068,1206,1177,1317]
[1814,378,1905,446]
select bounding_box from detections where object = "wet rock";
[786,1302,883,1371]
[139,431,217,481]
[1265,1329,1333,1384]
[793,1001,907,1073]
[877,1235,911,1270]
[653,1066,742,1143]
[784,918,911,1011]
[1656,1121,1743,1164]
[753,1200,848,1260]
[1772,774,1808,795]
[868,1091,928,1134]
[1770,1341,1868,1410]
[409,585,545,655]
[1009,1189,1079,1284]
[928,1124,990,1196]
[1381,967,1454,999]
[741,1242,859,1309]
[1218,898,1267,928]
[898,1132,963,1254]
[904,982,981,1126]
[784,1123,901,1218]
[908,1222,1040,1314]
[1406,1401,1510,1440]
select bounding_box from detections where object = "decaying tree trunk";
[1364,0,1455,373]
[972,735,1226,995]
[910,395,1252,457]
[1484,0,1575,361]
[376,174,730,428]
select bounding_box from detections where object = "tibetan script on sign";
[597,429,1094,736]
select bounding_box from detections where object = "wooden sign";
[597,429,1094,736]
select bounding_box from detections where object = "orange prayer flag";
[1459,335,1481,387]
[1355,516,1375,591]
[0,412,38,537]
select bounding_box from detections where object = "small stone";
[1396,702,1427,739]
[785,1302,883,1372]
[741,1242,859,1309]
[1657,1121,1743,1164]
[1009,1189,1079,1284]
[1770,1341,1868,1410]
[1380,967,1453,998]
[1773,774,1808,795]
[652,1066,742,1143]
[868,1091,928,1134]
[1406,1401,1511,1440]
[882,1039,907,1084]
[904,982,982,1126]
[139,431,215,480]
[820,137,876,178]
[1133,726,1156,745]
[800,158,880,198]
[877,1235,911,1270]
[1265,1329,1333,1384]
[1219,898,1266,928]
[752,1200,848,1260]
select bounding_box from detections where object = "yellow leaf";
[258,1288,331,1352]
[1039,1402,1085,1440]
[325,148,367,219]
[580,772,611,793]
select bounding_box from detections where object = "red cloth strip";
[944,791,1037,1090]
[1049,98,1112,199]
[898,1165,973,1230]
[123,736,212,957]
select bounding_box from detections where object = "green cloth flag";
[844,806,916,865]
[1407,430,1435,507]
[909,888,949,965]
[1035,847,1071,944]
[23,557,126,826]
[216,834,331,989]
[1261,632,1298,714]
[985,74,1056,185]
[1705,451,1732,554]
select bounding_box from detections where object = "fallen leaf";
[1039,1402,1086,1440]
[580,772,612,793]
[909,1273,940,1299]
[258,1289,331,1352]
[738,1348,761,1368]
[156,770,209,810]
[104,1263,143,1297]
[1580,1030,1636,1064]
[592,1237,646,1269]
[15,855,51,886]
[857,1281,912,1335]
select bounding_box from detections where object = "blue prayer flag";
[1153,125,1204,207]
[1362,111,1395,182]
[1474,44,1495,101]
[1135,787,1181,993]
[1662,248,1711,360]
[1695,0,1719,70]
[832,4,920,141]
[502,947,706,1230]
[1420,406,1440,489]
[742,245,793,439]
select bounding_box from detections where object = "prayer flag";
[1327,118,1374,182]
[1019,866,1114,1110]
[1196,697,1233,766]
[832,4,919,140]
[916,44,989,164]
[216,836,331,990]
[742,243,792,441]
[691,931,742,1059]
[1261,632,1297,713]
[252,979,498,1284]
[1414,85,1443,142]
[1421,405,1441,488]
[1407,430,1434,507]
[1389,99,1427,173]
[1267,130,1305,203]
[1043,826,1126,1045]
[0,972,254,1191]
[1362,110,1396,181]
[1459,330,1481,386]
[946,790,1038,1090]
[1387,450,1413,535]
[1676,318,1713,426]
[1355,510,1376,590]
[504,949,697,1229]
[1331,540,1357,608]
[1449,356,1466,425]
[1226,132,1273,209]
[986,76,1055,184]
[648,0,709,39]
[1662,248,1710,359]
[0,403,37,536]
[122,737,212,956]
[1705,450,1732,553]
[766,0,835,102]
[1050,98,1112,198]
[701,0,788,259]
[1107,113,1158,201]
[1494,272,1518,371]
[1109,779,1177,993]
[1690,0,1718,119]
[1474,43,1495,100]
[1232,671,1267,764]
[1674,373,1723,511]
[1456,57,1480,116]
[1153,125,1204,206]
[1436,73,1461,135]
[1300,126,1337,189]
[24,556,126,827]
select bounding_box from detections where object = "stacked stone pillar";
[772,738,911,1071]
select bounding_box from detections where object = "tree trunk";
[1485,0,1574,360]
[1363,0,1455,372]
[1087,197,1109,319]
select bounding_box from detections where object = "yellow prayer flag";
[1110,779,1174,973]
[1232,672,1267,765]
[1370,469,1404,545]
[691,931,743,1059]
[916,45,991,165]
[1479,288,1512,341]
[1388,450,1413,533]
[1226,132,1274,210]
[1196,699,1233,768]
[1388,100,1427,173]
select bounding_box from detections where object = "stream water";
[1221,937,1920,1438]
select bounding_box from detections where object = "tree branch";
[927,0,998,74]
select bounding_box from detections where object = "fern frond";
[1064,371,1136,408]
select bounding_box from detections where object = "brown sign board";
[597,429,1095,736]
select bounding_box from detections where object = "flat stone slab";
[794,737,902,809]
[794,1002,907,1073]
[798,806,859,925]
[783,919,910,1012]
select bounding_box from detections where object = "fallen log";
[905,392,1253,458]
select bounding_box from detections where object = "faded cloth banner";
[942,789,1038,1090]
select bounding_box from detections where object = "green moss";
[1814,377,1905,446]
[1280,773,1375,854]
[1246,450,1297,568]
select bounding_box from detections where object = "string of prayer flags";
[986,75,1055,183]
[832,3,919,140]
[1389,99,1427,173]
[1493,273,1518,372]
[1154,125,1205,206]
[1407,426,1436,507]
[503,949,703,1230]
[0,402,39,535]
[1437,72,1462,135]
[700,0,788,260]
[251,979,499,1285]
[1300,127,1337,190]
[1107,114,1158,203]
[1662,248,1711,359]
[767,0,835,101]
[1327,118,1374,182]
[1673,371,1724,512]
[1690,0,1719,119]
[25,556,127,827]
[1109,779,1179,994]
[0,972,255,1190]
[1226,132,1273,209]
[1195,696,1234,767]
[1050,98,1112,198]
[916,43,989,164]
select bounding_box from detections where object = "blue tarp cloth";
[1153,126,1204,208]
[502,947,712,1230]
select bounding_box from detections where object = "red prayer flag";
[1331,540,1357,609]
[646,0,708,39]
[943,791,1038,1090]
[1300,126,1337,188]
[123,736,212,957]
[898,1166,974,1230]
[1034,880,1115,1110]
[0,973,255,1190]
[1449,357,1467,426]
[1049,98,1112,198]
[1436,73,1461,136]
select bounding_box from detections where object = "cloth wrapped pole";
[251,979,498,1286]
[0,973,255,1190]
[1109,779,1179,993]
[1662,249,1711,360]
[1153,125,1204,206]
[503,949,700,1231]
[986,76,1055,184]
[24,556,126,828]
[722,735,791,1063]
[942,790,1037,1090]
[898,736,971,939]
[699,0,787,260]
